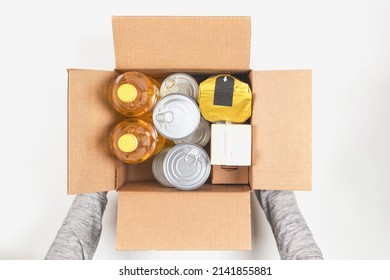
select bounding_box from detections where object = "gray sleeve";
[254,190,323,260]
[44,192,108,260]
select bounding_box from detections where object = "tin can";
[160,73,198,101]
[173,117,211,147]
[153,94,200,140]
[163,144,211,191]
[152,148,173,187]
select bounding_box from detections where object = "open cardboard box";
[68,16,311,250]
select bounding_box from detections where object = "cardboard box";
[212,165,249,185]
[68,16,312,250]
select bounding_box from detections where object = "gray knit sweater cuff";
[255,190,323,260]
[44,192,108,260]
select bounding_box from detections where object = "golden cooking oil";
[110,118,165,164]
[109,71,160,117]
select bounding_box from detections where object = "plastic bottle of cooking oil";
[137,115,174,154]
[110,118,166,164]
[109,72,160,117]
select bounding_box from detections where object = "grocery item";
[173,117,210,147]
[152,148,173,187]
[110,118,164,164]
[163,144,211,191]
[109,71,159,117]
[160,73,198,100]
[198,74,252,123]
[153,94,200,140]
[210,123,252,166]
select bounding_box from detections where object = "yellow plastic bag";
[198,74,252,123]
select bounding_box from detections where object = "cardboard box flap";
[112,16,251,71]
[116,182,251,250]
[68,69,117,194]
[250,70,312,190]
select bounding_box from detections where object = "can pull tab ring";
[184,148,200,165]
[166,79,176,93]
[155,111,174,123]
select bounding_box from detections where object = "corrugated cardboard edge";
[116,183,251,250]
[249,70,312,190]
[67,70,70,194]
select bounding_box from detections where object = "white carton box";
[211,123,252,166]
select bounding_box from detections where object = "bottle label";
[213,75,235,107]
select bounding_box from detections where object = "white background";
[0,0,389,260]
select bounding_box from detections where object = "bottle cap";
[118,133,138,153]
[117,83,137,103]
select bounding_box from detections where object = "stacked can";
[156,73,210,148]
[152,73,211,190]
[152,144,211,191]
[160,73,199,100]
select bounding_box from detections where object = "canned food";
[153,94,200,140]
[163,144,211,191]
[152,148,173,187]
[173,117,211,147]
[160,73,198,101]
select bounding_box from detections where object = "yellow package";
[198,74,252,123]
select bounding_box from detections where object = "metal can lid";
[173,117,211,147]
[160,73,199,101]
[153,94,200,140]
[152,148,173,187]
[163,144,211,191]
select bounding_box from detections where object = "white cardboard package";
[211,123,252,166]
